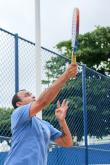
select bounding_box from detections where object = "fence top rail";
[86,66,110,80]
[0,27,69,60]
[0,28,15,36]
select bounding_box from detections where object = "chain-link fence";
[86,68,110,165]
[0,28,110,165]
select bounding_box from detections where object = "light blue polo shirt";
[4,103,62,165]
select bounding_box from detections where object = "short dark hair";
[12,93,22,109]
[12,89,26,109]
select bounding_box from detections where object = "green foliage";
[42,28,110,141]
[42,76,110,141]
[0,107,13,137]
[55,40,72,59]
[55,26,110,76]
[42,56,67,87]
[86,79,110,138]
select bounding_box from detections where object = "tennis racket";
[71,8,80,64]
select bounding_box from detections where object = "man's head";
[12,89,36,109]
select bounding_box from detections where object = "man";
[4,63,77,165]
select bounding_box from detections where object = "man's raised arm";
[29,63,77,117]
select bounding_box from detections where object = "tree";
[42,56,67,87]
[55,26,110,76]
[0,108,13,137]
[42,27,110,142]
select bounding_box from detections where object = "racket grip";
[71,54,76,64]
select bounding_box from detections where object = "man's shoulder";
[11,103,31,118]
[11,103,32,129]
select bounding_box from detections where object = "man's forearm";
[37,72,69,105]
[30,64,77,116]
[59,119,73,147]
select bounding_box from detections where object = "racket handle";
[71,54,76,64]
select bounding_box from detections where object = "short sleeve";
[11,103,32,129]
[47,123,62,141]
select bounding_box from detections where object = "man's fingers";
[61,99,69,107]
[65,100,69,106]
[57,100,60,108]
[69,63,78,76]
[62,99,66,107]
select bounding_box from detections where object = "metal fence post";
[82,64,88,165]
[14,33,19,93]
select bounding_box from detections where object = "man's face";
[16,90,36,107]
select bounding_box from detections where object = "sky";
[0,0,110,50]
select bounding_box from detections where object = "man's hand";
[64,63,77,79]
[55,100,69,121]
[54,99,73,147]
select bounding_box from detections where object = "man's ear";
[16,101,23,107]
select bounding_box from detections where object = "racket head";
[72,8,80,54]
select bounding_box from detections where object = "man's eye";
[27,92,31,96]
